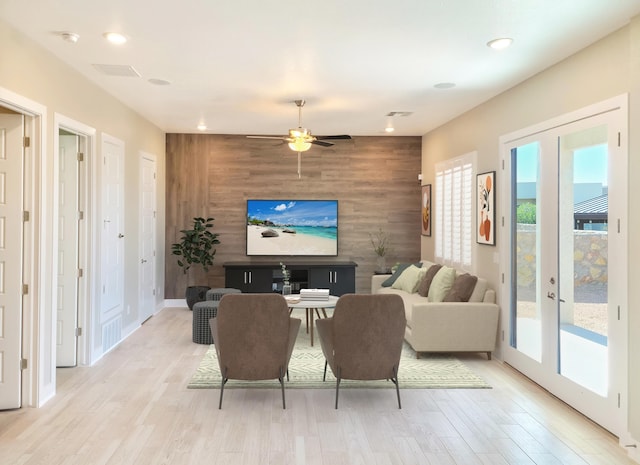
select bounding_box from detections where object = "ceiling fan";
[247,99,352,177]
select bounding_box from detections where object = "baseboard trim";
[164,299,187,308]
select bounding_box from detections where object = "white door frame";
[0,86,50,407]
[499,94,629,438]
[139,152,157,323]
[53,114,96,367]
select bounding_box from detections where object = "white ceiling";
[2,0,640,137]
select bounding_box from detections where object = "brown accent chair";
[316,293,407,409]
[209,293,301,409]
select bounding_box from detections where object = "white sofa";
[371,260,499,359]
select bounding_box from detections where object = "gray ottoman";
[205,287,242,301]
[192,300,220,344]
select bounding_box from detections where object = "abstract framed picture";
[477,171,495,245]
[421,184,431,236]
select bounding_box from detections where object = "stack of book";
[299,288,330,301]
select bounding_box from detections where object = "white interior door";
[56,133,79,367]
[0,113,24,409]
[139,153,156,323]
[100,135,124,325]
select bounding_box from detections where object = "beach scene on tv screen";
[246,200,338,256]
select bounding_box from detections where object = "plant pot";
[186,285,211,310]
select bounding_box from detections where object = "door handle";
[547,292,556,300]
[141,259,147,264]
[118,233,124,238]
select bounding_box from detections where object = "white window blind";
[435,152,475,271]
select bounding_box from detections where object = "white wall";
[420,16,640,452]
[0,18,166,404]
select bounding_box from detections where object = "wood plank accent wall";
[165,134,422,298]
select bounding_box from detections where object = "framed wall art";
[477,171,495,245]
[421,184,431,236]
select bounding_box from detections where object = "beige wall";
[420,19,640,449]
[0,19,166,377]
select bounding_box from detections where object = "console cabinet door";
[225,267,272,292]
[308,267,355,296]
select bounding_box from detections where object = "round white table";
[286,295,338,346]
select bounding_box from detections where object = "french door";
[501,96,627,436]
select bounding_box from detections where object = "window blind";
[435,153,475,271]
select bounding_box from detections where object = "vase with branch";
[369,227,391,273]
[280,262,292,295]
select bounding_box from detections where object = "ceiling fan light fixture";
[289,128,310,138]
[288,139,312,152]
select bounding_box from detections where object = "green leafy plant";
[172,217,221,274]
[369,227,390,257]
[516,202,537,224]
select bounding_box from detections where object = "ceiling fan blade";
[246,135,287,140]
[311,140,334,147]
[315,135,352,141]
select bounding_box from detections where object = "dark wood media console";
[223,261,357,296]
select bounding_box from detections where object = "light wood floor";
[0,306,636,465]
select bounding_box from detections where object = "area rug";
[187,326,490,390]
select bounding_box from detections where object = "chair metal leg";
[323,360,328,381]
[392,365,401,409]
[219,377,228,409]
[279,367,286,409]
[335,367,341,409]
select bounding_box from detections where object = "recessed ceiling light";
[434,82,456,89]
[487,37,513,50]
[60,32,80,43]
[148,78,171,86]
[197,124,207,131]
[103,32,128,45]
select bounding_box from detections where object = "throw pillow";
[391,265,427,293]
[381,262,420,287]
[443,273,478,302]
[417,264,443,297]
[427,266,457,302]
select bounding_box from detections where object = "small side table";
[192,300,220,344]
[287,295,339,346]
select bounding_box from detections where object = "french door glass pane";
[558,125,608,396]
[511,142,541,361]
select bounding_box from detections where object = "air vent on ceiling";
[92,64,141,77]
[386,111,413,117]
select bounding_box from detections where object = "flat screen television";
[246,199,338,256]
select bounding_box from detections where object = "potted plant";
[172,217,221,309]
[369,227,391,273]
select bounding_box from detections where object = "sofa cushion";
[444,273,478,302]
[392,265,427,293]
[417,264,442,297]
[381,262,420,287]
[468,277,488,302]
[427,266,457,302]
